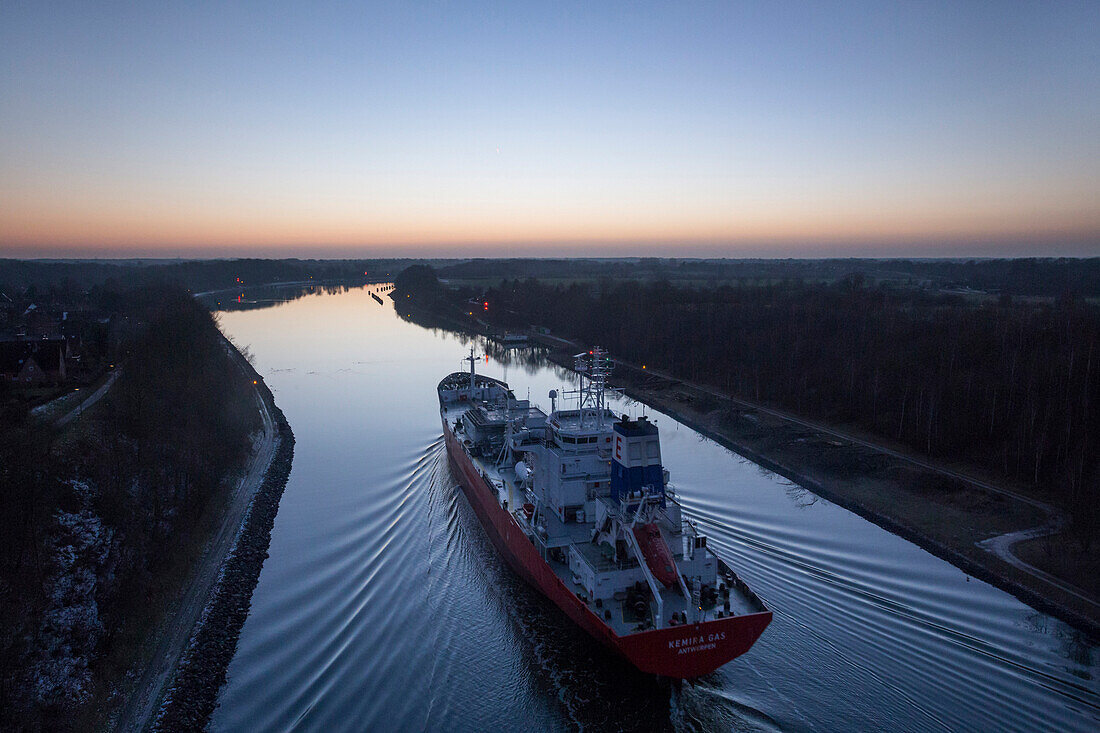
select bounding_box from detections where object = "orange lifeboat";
[633,523,678,588]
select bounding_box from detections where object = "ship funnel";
[610,416,665,508]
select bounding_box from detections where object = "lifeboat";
[633,523,679,588]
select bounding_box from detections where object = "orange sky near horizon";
[3,180,1097,258]
[2,3,1098,259]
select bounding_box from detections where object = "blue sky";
[1,1,1097,256]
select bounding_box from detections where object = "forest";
[0,257,418,297]
[5,256,1100,302]
[0,287,261,729]
[397,265,1099,548]
[430,257,1100,297]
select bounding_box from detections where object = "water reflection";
[211,285,1099,732]
[197,281,371,312]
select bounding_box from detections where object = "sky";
[1,1,1098,258]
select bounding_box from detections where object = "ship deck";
[548,532,763,633]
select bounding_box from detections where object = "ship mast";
[464,346,479,398]
[568,346,613,428]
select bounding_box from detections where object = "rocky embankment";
[150,378,295,732]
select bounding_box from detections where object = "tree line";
[429,257,1100,296]
[0,257,425,299]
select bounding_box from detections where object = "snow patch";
[27,488,114,708]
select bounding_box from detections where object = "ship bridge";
[546,408,618,449]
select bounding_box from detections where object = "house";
[0,339,69,384]
[23,305,63,339]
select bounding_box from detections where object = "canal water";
[209,285,1098,732]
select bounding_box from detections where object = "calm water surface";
[210,286,1099,732]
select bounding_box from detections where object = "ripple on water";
[211,289,1100,733]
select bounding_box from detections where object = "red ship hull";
[443,419,771,678]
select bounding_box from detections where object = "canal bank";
[149,341,294,733]
[111,336,294,733]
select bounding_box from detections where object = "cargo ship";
[438,347,771,678]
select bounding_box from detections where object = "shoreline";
[105,335,294,733]
[148,343,294,732]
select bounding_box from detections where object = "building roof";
[0,339,66,375]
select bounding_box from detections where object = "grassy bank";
[151,363,294,732]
